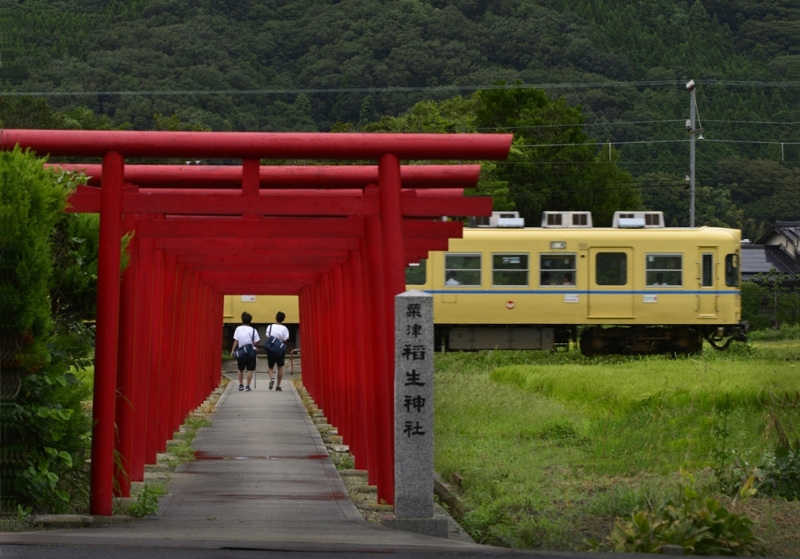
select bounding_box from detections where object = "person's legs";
[267,354,277,389]
[245,355,256,390]
[237,367,244,390]
[275,351,285,391]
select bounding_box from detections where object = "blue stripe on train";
[424,289,740,296]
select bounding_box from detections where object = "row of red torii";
[2,129,512,515]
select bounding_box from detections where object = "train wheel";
[580,328,604,357]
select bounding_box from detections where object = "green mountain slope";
[1,0,797,230]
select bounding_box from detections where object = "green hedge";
[0,146,93,513]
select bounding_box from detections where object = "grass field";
[434,340,800,554]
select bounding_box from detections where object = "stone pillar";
[382,290,449,538]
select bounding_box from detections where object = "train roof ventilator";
[541,211,593,228]
[471,211,525,228]
[612,211,665,229]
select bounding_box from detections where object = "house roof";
[755,221,800,246]
[741,243,800,281]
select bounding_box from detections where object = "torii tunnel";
[1,129,512,516]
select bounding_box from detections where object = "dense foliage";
[741,272,800,330]
[0,147,94,513]
[366,87,639,225]
[1,0,797,232]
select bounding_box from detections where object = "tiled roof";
[755,221,800,246]
[741,243,800,280]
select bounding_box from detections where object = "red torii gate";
[2,129,512,516]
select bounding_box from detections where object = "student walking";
[264,311,290,391]
[232,312,260,392]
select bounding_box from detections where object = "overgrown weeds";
[435,341,800,554]
[600,471,765,555]
[127,483,164,517]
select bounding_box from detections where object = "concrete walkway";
[2,375,498,553]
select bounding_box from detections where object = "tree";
[0,97,64,129]
[363,95,514,212]
[364,86,638,222]
[474,85,640,226]
[755,269,800,329]
[0,147,92,513]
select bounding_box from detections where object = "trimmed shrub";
[0,146,93,513]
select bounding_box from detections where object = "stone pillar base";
[381,514,449,538]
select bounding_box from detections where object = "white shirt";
[233,325,260,348]
[445,278,460,285]
[267,323,289,342]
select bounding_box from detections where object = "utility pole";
[685,80,703,228]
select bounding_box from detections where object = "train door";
[697,248,718,317]
[588,248,634,318]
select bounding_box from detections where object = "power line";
[494,160,800,165]
[480,119,800,131]
[2,80,799,97]
[507,182,800,194]
[517,138,800,148]
[704,120,800,125]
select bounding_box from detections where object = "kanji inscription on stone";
[394,290,434,519]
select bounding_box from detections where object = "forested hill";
[1,0,798,234]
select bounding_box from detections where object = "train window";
[595,253,627,285]
[702,254,713,287]
[444,254,481,286]
[540,254,576,286]
[725,254,739,287]
[492,254,528,286]
[405,259,427,286]
[646,254,682,286]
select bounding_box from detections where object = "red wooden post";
[209,290,224,399]
[181,270,195,416]
[365,212,390,500]
[358,240,375,473]
[305,286,319,398]
[146,247,164,462]
[379,155,403,506]
[298,290,311,395]
[331,266,345,436]
[340,259,355,452]
[320,272,334,424]
[350,248,370,470]
[159,254,177,449]
[114,212,137,497]
[379,154,406,298]
[169,262,186,433]
[132,232,155,477]
[90,151,125,515]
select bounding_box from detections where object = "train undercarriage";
[579,323,748,356]
[437,322,748,356]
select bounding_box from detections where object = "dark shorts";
[237,353,257,371]
[267,350,285,368]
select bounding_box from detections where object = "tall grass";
[749,324,800,341]
[490,359,798,414]
[434,341,800,551]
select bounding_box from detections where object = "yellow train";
[224,211,748,355]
